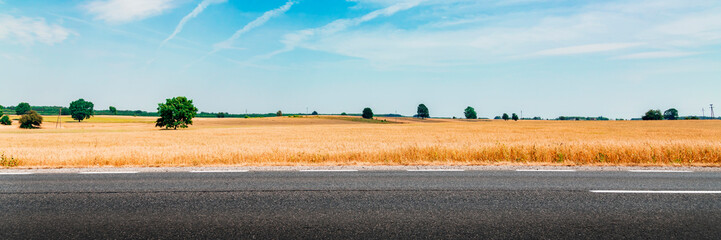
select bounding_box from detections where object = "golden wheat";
[1,115,720,168]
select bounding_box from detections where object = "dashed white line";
[516,169,576,172]
[591,190,721,194]
[0,172,34,175]
[628,170,693,173]
[406,169,465,172]
[190,170,249,173]
[79,171,139,174]
[299,170,359,172]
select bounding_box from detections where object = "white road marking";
[591,190,721,194]
[79,171,139,174]
[516,169,576,172]
[0,172,34,175]
[190,170,249,173]
[299,170,359,172]
[628,170,693,173]
[406,169,465,172]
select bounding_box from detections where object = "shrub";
[362,108,373,119]
[19,110,43,129]
[0,116,10,125]
[0,153,20,167]
[642,109,663,120]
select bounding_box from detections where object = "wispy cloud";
[186,0,295,68]
[160,0,227,48]
[0,14,72,45]
[253,0,423,61]
[534,43,645,56]
[616,51,701,59]
[84,0,178,24]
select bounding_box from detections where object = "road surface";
[2,169,721,239]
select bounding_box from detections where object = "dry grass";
[1,115,720,168]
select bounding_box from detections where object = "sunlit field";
[1,115,720,168]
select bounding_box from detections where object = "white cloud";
[254,1,422,61]
[616,51,701,59]
[534,43,645,56]
[0,14,71,45]
[160,0,226,48]
[265,0,721,67]
[213,0,295,51]
[84,0,178,24]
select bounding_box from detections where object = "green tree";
[15,102,31,115]
[155,96,198,130]
[276,110,283,116]
[642,109,663,120]
[416,104,430,119]
[502,113,510,121]
[0,115,10,125]
[216,112,226,118]
[663,108,679,120]
[312,111,318,115]
[19,110,43,129]
[464,106,477,119]
[109,106,117,115]
[0,105,3,116]
[362,107,374,119]
[69,98,94,122]
[512,113,519,121]
[341,112,347,116]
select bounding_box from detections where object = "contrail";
[250,0,422,61]
[160,0,227,48]
[185,0,295,68]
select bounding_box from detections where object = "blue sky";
[1,0,719,118]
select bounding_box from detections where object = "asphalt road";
[2,170,721,239]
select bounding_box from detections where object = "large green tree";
[642,109,663,120]
[502,113,510,121]
[109,106,117,115]
[416,104,430,119]
[663,108,679,120]
[362,107,374,119]
[464,106,477,119]
[15,102,30,115]
[19,110,43,129]
[155,96,198,130]
[69,99,94,122]
[512,113,519,121]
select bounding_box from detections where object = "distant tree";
[464,106,477,119]
[155,96,198,130]
[686,116,700,120]
[109,106,117,115]
[532,117,542,120]
[0,115,10,125]
[494,116,502,120]
[502,113,510,121]
[663,108,679,120]
[642,109,663,120]
[276,110,283,116]
[15,102,31,115]
[19,110,42,129]
[512,113,519,121]
[312,111,318,115]
[341,112,347,116]
[69,99,94,122]
[416,104,430,119]
[558,116,567,120]
[362,107,374,119]
[216,112,226,118]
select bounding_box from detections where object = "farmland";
[1,115,720,168]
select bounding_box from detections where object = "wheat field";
[1,115,720,168]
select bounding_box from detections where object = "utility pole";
[56,108,61,129]
[702,108,705,118]
[711,104,715,119]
